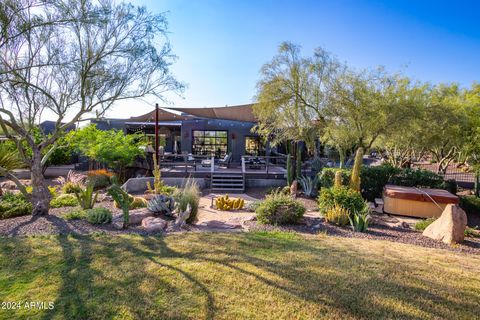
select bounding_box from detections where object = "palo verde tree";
[253,42,341,175]
[0,0,183,215]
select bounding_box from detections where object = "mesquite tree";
[0,0,182,215]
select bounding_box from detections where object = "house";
[92,103,269,162]
[39,120,76,135]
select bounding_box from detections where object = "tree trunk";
[31,148,51,216]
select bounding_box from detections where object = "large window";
[192,130,228,157]
[245,136,264,156]
[144,134,166,147]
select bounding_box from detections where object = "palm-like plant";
[74,183,99,209]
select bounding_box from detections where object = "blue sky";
[109,0,480,118]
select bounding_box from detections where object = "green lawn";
[0,232,479,320]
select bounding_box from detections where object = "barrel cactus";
[147,194,176,216]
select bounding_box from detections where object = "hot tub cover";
[383,185,459,204]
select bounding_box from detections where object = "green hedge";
[319,165,445,201]
[460,196,480,216]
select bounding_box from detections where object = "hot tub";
[383,185,459,218]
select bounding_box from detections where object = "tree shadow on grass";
[158,232,480,319]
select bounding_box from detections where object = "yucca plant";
[298,175,320,197]
[74,183,99,209]
[107,177,130,228]
[349,209,370,232]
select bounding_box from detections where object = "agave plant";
[298,175,320,197]
[147,194,176,216]
[74,183,99,209]
[349,209,370,232]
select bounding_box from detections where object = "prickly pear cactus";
[147,194,176,215]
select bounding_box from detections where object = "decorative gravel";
[0,201,150,237]
[243,216,480,255]
[2,199,479,255]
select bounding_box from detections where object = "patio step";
[211,173,245,192]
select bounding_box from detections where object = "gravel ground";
[244,216,480,255]
[0,201,151,237]
[1,196,479,255]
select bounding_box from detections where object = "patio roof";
[167,103,256,122]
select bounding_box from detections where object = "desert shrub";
[62,182,83,194]
[443,179,458,195]
[25,185,58,197]
[147,183,178,195]
[173,178,200,223]
[114,195,148,210]
[0,192,32,219]
[459,196,480,216]
[50,194,78,208]
[319,168,351,189]
[256,191,306,225]
[318,186,366,216]
[246,200,262,212]
[414,218,436,231]
[266,186,290,195]
[130,196,148,209]
[324,204,350,226]
[87,169,114,189]
[360,165,401,201]
[465,227,480,238]
[319,166,445,201]
[86,207,112,224]
[64,209,88,220]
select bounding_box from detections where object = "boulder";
[111,208,153,228]
[141,217,167,233]
[423,204,467,245]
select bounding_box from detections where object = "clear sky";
[107,0,480,118]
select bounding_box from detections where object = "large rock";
[112,208,154,229]
[423,204,467,245]
[141,217,167,233]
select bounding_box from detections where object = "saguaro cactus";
[287,154,294,186]
[296,145,302,179]
[349,147,364,192]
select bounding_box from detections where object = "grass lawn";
[1,232,479,320]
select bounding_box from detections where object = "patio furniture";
[218,153,232,168]
[201,158,212,168]
[246,157,266,170]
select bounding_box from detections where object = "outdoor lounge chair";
[218,153,232,168]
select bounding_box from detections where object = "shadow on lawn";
[39,222,214,319]
[23,229,479,319]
